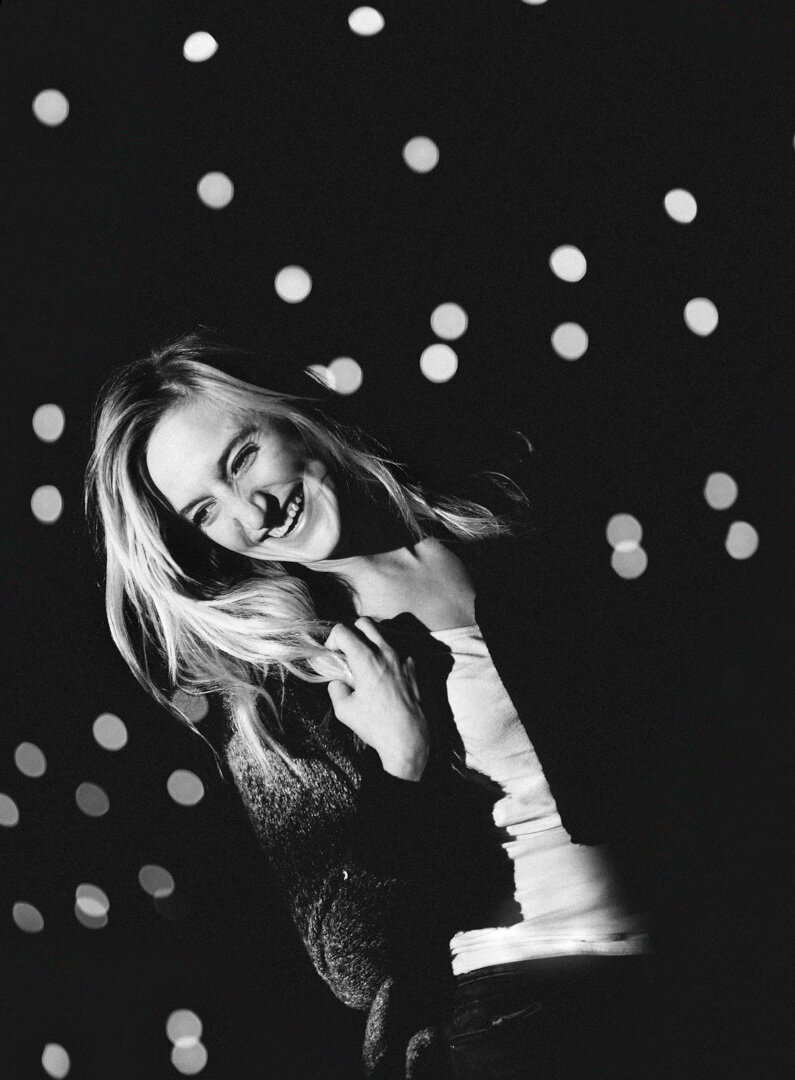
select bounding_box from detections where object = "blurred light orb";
[32,89,69,127]
[93,712,128,751]
[549,246,587,283]
[167,770,205,807]
[275,265,312,303]
[171,690,209,723]
[183,32,218,62]
[0,793,20,827]
[167,1009,204,1047]
[606,513,643,550]
[305,363,337,391]
[430,302,468,340]
[31,485,63,524]
[75,902,108,929]
[139,864,176,899]
[328,356,363,395]
[42,1043,71,1079]
[611,546,648,579]
[15,741,47,778]
[664,188,698,224]
[684,297,718,336]
[704,471,738,510]
[33,404,66,443]
[13,901,44,933]
[551,322,589,360]
[403,136,439,174]
[725,521,759,560]
[76,782,110,818]
[76,883,110,917]
[420,344,458,383]
[521,0,549,5]
[197,172,234,209]
[171,1042,209,1075]
[348,7,385,35]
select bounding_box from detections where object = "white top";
[413,623,651,975]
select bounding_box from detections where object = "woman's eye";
[230,444,256,476]
[192,505,211,528]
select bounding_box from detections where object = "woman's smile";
[261,484,305,541]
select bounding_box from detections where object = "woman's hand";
[325,617,430,781]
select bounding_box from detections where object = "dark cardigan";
[216,527,685,1078]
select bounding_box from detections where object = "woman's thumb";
[327,679,353,708]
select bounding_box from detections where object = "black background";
[1,2,790,1077]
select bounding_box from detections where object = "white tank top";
[401,622,651,976]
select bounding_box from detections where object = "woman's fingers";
[325,619,393,667]
[327,679,353,706]
[352,616,396,656]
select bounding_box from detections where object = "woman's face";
[144,398,344,565]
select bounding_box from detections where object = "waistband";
[454,951,655,989]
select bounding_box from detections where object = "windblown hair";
[84,330,531,780]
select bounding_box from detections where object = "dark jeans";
[444,953,664,1080]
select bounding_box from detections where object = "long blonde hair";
[84,330,531,780]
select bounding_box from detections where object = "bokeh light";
[183,32,218,62]
[664,188,698,224]
[551,322,589,360]
[171,1042,208,1075]
[610,546,648,579]
[32,89,69,127]
[171,690,209,723]
[403,136,439,174]
[0,793,20,827]
[139,864,176,899]
[15,741,47,778]
[167,1009,204,1047]
[275,265,312,303]
[92,712,128,751]
[13,901,44,933]
[420,344,458,383]
[430,302,468,340]
[76,883,110,917]
[348,7,385,35]
[606,514,643,551]
[684,297,718,336]
[31,485,63,523]
[32,404,66,442]
[167,770,205,807]
[75,905,108,930]
[75,884,109,928]
[725,521,759,560]
[521,0,549,6]
[549,245,587,282]
[75,782,110,818]
[704,471,738,510]
[42,1044,71,1079]
[328,356,363,395]
[197,172,234,209]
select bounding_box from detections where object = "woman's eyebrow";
[178,423,258,517]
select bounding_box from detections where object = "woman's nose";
[231,490,270,533]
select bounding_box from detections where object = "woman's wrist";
[380,744,430,782]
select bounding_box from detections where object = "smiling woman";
[84,329,665,1080]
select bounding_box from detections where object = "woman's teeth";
[267,489,304,539]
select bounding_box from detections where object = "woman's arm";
[224,727,456,1079]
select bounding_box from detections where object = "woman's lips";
[258,483,304,542]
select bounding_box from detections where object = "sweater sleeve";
[223,727,450,1011]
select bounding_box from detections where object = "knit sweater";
[215,528,682,1078]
